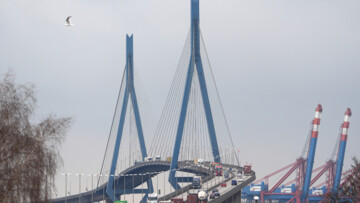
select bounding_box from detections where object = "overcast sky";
[1,0,360,197]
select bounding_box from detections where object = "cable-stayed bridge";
[51,0,356,202]
[52,0,255,202]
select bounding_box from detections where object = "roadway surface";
[160,163,255,202]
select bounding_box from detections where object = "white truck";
[198,190,207,201]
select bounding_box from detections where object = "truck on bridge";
[211,163,219,173]
[192,176,202,189]
[244,164,252,175]
[187,190,208,203]
[215,165,223,176]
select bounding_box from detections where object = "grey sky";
[1,0,360,197]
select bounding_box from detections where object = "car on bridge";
[237,172,242,178]
[197,158,204,166]
[221,181,227,187]
[147,193,158,203]
[231,179,237,185]
[145,157,153,161]
[224,170,229,178]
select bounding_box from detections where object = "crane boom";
[301,104,322,201]
[332,108,352,195]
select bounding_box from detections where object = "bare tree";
[0,70,72,202]
[324,157,360,202]
[339,157,360,202]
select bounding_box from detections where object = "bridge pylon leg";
[168,0,221,191]
[168,172,182,192]
[105,34,153,202]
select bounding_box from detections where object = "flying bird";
[65,16,73,26]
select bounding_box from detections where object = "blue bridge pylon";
[106,34,153,202]
[168,0,221,189]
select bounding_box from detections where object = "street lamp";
[88,174,95,203]
[69,181,72,196]
[104,174,109,201]
[61,173,71,203]
[163,171,166,196]
[111,174,115,201]
[98,174,105,200]
[181,169,184,198]
[124,174,126,201]
[131,174,135,203]
[75,173,85,203]
[156,172,159,197]
[141,174,144,203]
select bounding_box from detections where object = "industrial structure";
[242,107,352,202]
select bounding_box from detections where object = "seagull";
[65,16,74,26]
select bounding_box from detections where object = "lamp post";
[124,174,126,201]
[111,175,115,202]
[181,169,184,198]
[69,181,72,196]
[141,174,144,203]
[163,171,166,196]
[104,174,109,201]
[156,172,158,197]
[61,173,71,203]
[88,174,94,203]
[131,174,135,203]
[75,173,84,203]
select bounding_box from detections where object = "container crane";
[300,104,322,201]
[332,108,352,195]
